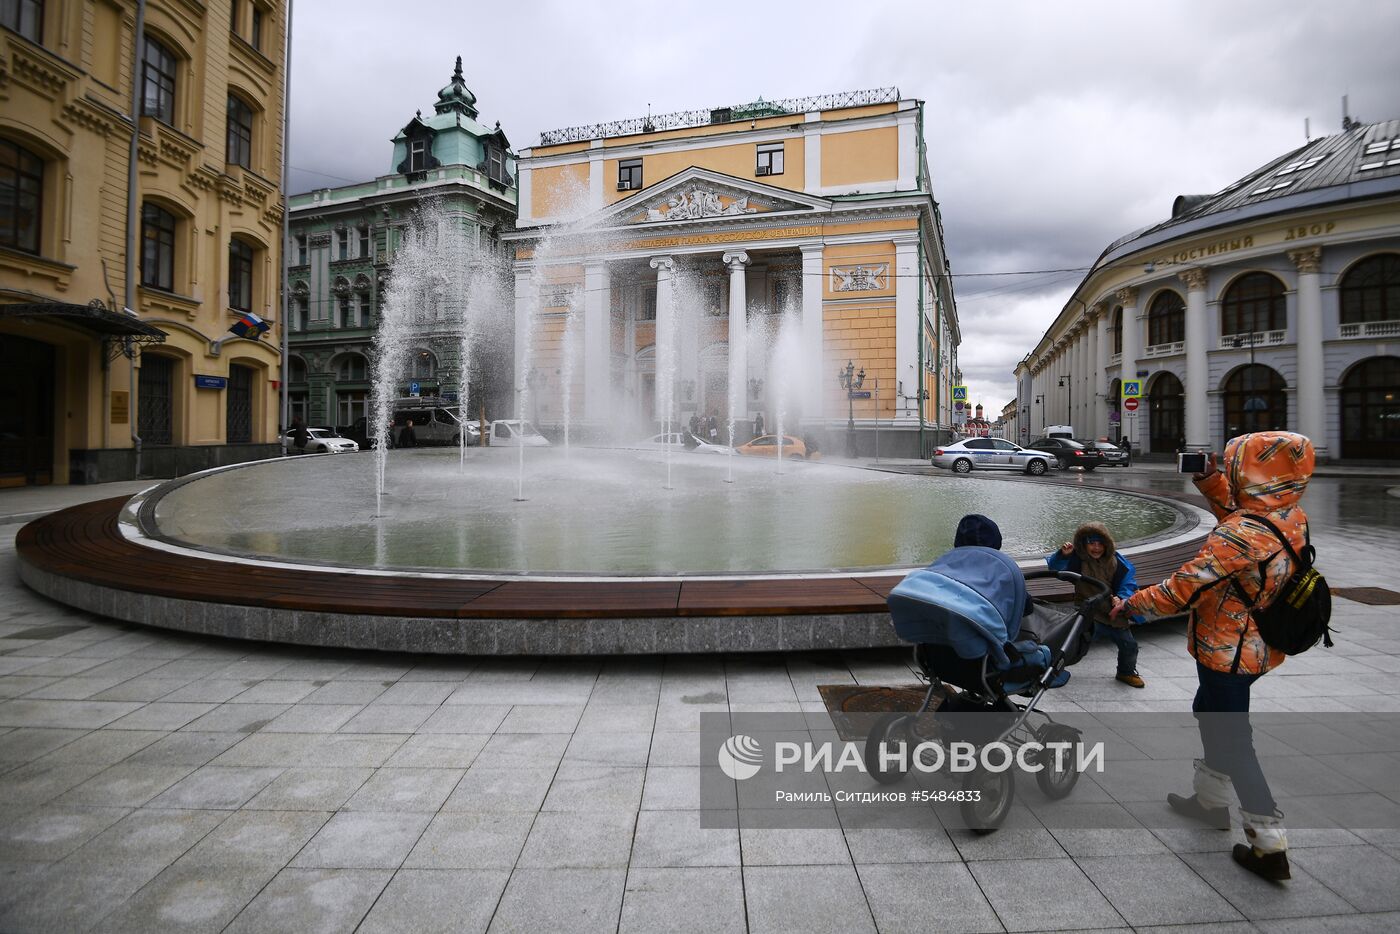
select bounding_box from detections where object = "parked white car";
[930,438,1054,475]
[629,432,735,455]
[489,420,550,446]
[283,428,359,455]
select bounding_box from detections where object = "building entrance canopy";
[1,301,168,339]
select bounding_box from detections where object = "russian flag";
[228,312,269,340]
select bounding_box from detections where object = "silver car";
[931,438,1054,476]
[283,428,359,455]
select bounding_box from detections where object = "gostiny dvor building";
[504,88,960,457]
[1016,116,1400,462]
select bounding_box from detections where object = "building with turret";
[286,58,516,432]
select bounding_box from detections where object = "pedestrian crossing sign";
[1121,381,1141,399]
[952,386,968,401]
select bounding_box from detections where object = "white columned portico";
[650,256,676,425]
[1116,287,1142,451]
[513,269,533,417]
[723,251,750,431]
[1094,305,1110,437]
[1181,267,1211,451]
[1290,247,1327,457]
[1086,309,1101,436]
[894,237,919,426]
[583,262,611,422]
[800,244,825,419]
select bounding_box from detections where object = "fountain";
[14,203,1212,655]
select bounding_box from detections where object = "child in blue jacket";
[1045,521,1146,688]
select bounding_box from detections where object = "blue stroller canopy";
[887,547,1029,667]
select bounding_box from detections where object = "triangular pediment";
[595,167,829,228]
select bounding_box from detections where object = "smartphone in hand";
[1177,452,1208,474]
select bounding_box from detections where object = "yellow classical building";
[1,0,286,485]
[505,89,960,456]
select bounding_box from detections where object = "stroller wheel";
[1034,724,1083,801]
[960,766,1015,834]
[864,713,912,785]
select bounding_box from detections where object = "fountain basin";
[16,451,1211,654]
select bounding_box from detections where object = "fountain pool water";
[145,448,1184,577]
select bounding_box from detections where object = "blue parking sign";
[409,381,421,395]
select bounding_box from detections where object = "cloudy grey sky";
[287,0,1400,412]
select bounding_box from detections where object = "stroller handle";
[1023,568,1112,609]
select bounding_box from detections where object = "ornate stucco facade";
[286,59,517,432]
[1,0,287,485]
[506,90,960,457]
[1016,118,1400,462]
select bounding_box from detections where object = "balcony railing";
[1143,340,1185,358]
[1218,329,1287,351]
[1339,320,1400,339]
[1109,352,1122,366]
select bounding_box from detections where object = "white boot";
[1240,808,1288,854]
[1192,759,1233,810]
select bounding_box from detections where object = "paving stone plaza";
[2,468,1399,933]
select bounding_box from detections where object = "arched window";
[408,349,436,380]
[1221,273,1285,336]
[1222,365,1287,441]
[336,354,367,382]
[1341,356,1400,460]
[1,137,44,254]
[288,357,307,383]
[140,202,177,290]
[1339,254,1400,328]
[1148,372,1184,452]
[226,93,254,169]
[1111,306,1123,355]
[141,34,178,125]
[228,237,255,311]
[1146,291,1185,347]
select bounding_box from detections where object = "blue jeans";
[1193,662,1276,814]
[1092,623,1138,675]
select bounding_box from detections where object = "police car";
[930,438,1054,476]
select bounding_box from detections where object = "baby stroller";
[863,545,1110,832]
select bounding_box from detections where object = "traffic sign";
[952,385,968,401]
[1121,380,1141,399]
[409,381,421,396]
[1124,397,1140,412]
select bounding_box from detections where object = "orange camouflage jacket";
[1122,432,1314,675]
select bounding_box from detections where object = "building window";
[359,295,372,326]
[0,137,44,254]
[2,0,42,42]
[409,139,428,173]
[1147,291,1185,346]
[336,229,348,260]
[641,287,656,321]
[336,354,367,381]
[358,225,370,257]
[339,296,353,328]
[409,349,436,379]
[250,5,263,50]
[229,0,240,32]
[1223,364,1287,440]
[294,233,306,265]
[1340,253,1400,325]
[294,296,307,331]
[337,390,367,426]
[140,202,177,291]
[289,357,307,382]
[756,142,784,177]
[1111,306,1123,355]
[1221,272,1285,336]
[226,94,253,169]
[618,158,642,191]
[228,238,254,311]
[141,35,177,125]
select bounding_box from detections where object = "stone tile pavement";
[1,481,1399,931]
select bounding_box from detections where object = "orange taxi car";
[735,434,817,460]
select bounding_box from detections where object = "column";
[1290,247,1327,456]
[1086,309,1101,436]
[1071,330,1083,429]
[800,244,825,419]
[723,251,750,433]
[583,262,610,422]
[1116,287,1141,449]
[513,269,533,417]
[1180,267,1211,451]
[1094,305,1110,437]
[650,256,675,425]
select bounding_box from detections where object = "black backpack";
[1246,514,1333,655]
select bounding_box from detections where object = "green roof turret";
[434,56,479,119]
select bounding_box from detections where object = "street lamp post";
[836,359,865,458]
[1034,393,1045,435]
[1058,376,1071,427]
